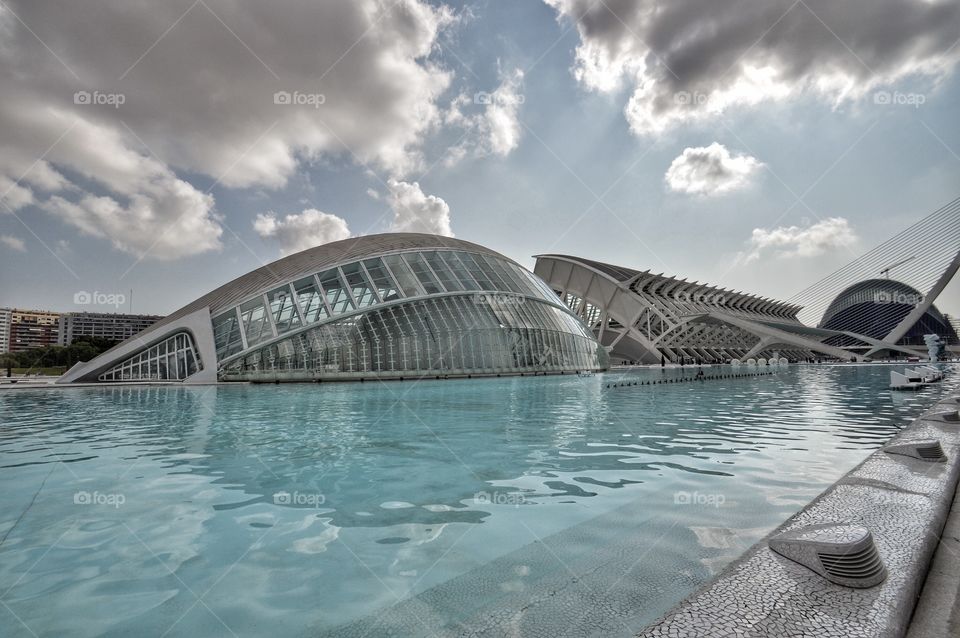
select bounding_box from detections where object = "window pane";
[240,297,272,346]
[476,254,516,291]
[511,263,561,302]
[423,251,463,291]
[294,276,328,324]
[212,310,243,359]
[318,268,354,315]
[340,262,378,307]
[98,332,202,381]
[457,252,496,290]
[402,252,444,294]
[500,260,534,295]
[442,252,480,290]
[363,258,402,302]
[381,254,423,297]
[268,285,302,334]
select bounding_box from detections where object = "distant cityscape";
[0,308,163,354]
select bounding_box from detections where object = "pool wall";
[638,391,960,638]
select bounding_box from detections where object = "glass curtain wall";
[223,296,606,379]
[99,332,202,381]
[209,251,566,360]
[208,249,597,379]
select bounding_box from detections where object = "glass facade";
[211,248,606,380]
[222,295,606,379]
[91,246,605,383]
[210,249,577,363]
[98,332,202,382]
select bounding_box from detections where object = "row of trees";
[1,336,119,372]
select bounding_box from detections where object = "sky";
[0,0,958,320]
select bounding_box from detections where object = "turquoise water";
[0,364,956,637]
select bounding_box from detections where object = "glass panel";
[318,268,354,315]
[442,252,480,291]
[224,296,606,380]
[268,285,301,334]
[422,251,463,292]
[457,252,496,290]
[294,276,328,324]
[340,262,378,307]
[97,332,202,382]
[240,297,272,346]
[471,254,510,291]
[501,261,533,295]
[402,252,444,294]
[510,263,561,302]
[382,253,424,297]
[212,310,243,359]
[363,258,402,302]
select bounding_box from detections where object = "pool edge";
[636,390,960,638]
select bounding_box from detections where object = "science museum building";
[59,234,609,384]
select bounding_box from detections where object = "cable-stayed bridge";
[788,195,960,357]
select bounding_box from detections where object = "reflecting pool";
[0,364,956,637]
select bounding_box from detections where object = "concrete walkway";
[907,480,960,637]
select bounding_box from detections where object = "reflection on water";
[0,364,956,637]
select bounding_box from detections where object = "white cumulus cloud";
[254,209,352,257]
[544,0,960,135]
[0,0,458,259]
[483,69,526,156]
[0,175,35,212]
[0,234,27,252]
[25,114,223,260]
[665,143,763,196]
[387,179,454,236]
[739,217,858,263]
[445,68,526,163]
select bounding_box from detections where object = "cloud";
[739,217,858,263]
[445,68,526,162]
[387,179,453,236]
[0,234,26,252]
[0,175,35,212]
[482,69,526,156]
[665,143,762,195]
[25,114,223,259]
[254,209,351,257]
[0,0,457,258]
[544,0,960,134]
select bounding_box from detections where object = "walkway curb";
[637,390,960,638]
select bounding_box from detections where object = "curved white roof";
[103,233,508,356]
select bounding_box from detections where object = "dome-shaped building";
[818,278,958,349]
[60,234,608,383]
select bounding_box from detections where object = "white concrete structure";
[60,234,607,383]
[533,255,855,364]
[535,196,960,364]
